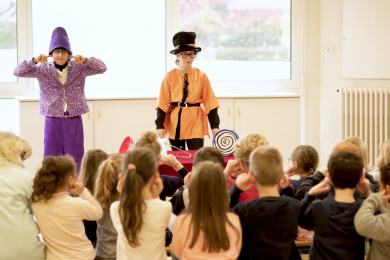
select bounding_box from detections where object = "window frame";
[166,0,302,95]
[1,0,302,98]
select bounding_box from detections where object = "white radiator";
[340,88,390,169]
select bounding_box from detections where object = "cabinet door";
[81,101,94,152]
[94,99,158,154]
[234,98,301,166]
[204,98,234,147]
[19,102,45,176]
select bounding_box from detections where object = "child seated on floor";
[94,154,123,260]
[224,133,269,203]
[171,161,242,260]
[300,150,366,260]
[79,149,108,247]
[230,146,302,260]
[170,146,225,215]
[111,147,171,260]
[134,131,189,200]
[31,155,103,260]
[355,162,390,260]
[284,145,319,242]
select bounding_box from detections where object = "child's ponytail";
[94,154,123,209]
[291,145,319,176]
[31,155,76,203]
[119,147,157,247]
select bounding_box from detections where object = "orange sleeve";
[155,73,171,112]
[201,73,219,115]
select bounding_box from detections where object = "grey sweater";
[95,208,117,260]
[354,193,390,260]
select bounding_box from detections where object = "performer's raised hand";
[70,54,87,64]
[33,54,52,64]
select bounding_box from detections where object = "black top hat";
[170,31,202,54]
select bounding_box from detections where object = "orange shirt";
[156,68,219,140]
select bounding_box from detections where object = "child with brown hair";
[286,145,319,193]
[355,162,390,260]
[110,147,172,260]
[134,131,189,200]
[79,149,108,247]
[94,154,123,260]
[300,150,366,260]
[230,146,301,260]
[31,155,103,260]
[171,161,242,260]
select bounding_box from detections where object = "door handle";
[98,110,100,118]
[228,108,230,116]
[238,108,241,116]
[88,112,90,119]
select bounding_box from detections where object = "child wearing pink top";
[31,155,103,260]
[171,161,242,260]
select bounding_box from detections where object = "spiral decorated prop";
[212,129,239,156]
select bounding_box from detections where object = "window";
[31,0,166,95]
[0,0,17,83]
[168,0,302,96]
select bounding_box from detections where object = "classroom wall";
[0,99,19,134]
[305,0,390,167]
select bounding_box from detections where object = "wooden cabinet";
[93,99,157,154]
[18,97,301,175]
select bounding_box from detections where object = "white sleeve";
[76,188,103,220]
[110,201,122,232]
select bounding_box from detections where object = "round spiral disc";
[212,129,239,156]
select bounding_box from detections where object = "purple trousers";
[44,115,84,172]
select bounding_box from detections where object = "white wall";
[0,99,19,134]
[305,0,390,167]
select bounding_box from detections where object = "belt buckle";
[178,102,188,108]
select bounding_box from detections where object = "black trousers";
[169,107,204,150]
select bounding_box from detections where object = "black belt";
[168,102,200,114]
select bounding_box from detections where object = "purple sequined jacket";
[13,58,107,117]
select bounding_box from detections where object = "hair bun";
[143,132,158,143]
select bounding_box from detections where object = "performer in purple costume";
[14,27,107,171]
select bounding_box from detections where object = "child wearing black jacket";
[230,146,302,260]
[300,150,366,260]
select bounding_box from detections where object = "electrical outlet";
[325,47,333,54]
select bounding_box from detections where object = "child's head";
[379,162,390,190]
[249,146,283,186]
[94,154,123,209]
[290,145,319,175]
[193,147,224,168]
[79,149,108,195]
[119,147,158,247]
[344,137,369,170]
[327,150,363,189]
[234,133,268,171]
[134,131,162,160]
[0,132,32,168]
[31,155,76,203]
[376,139,390,169]
[187,161,234,252]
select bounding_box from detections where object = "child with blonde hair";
[344,136,370,171]
[371,139,390,181]
[94,154,123,260]
[79,149,108,247]
[0,132,45,260]
[31,155,103,260]
[171,161,242,260]
[230,146,301,259]
[111,147,171,260]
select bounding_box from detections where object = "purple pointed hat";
[49,27,72,55]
